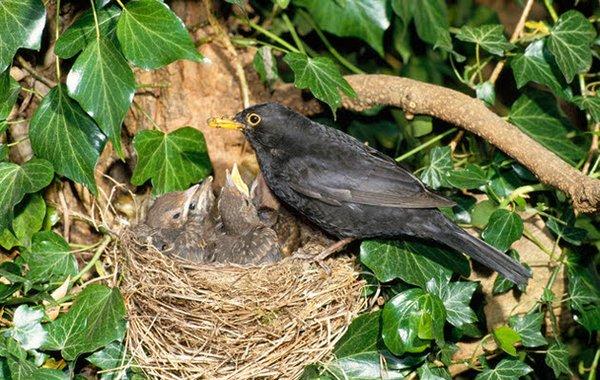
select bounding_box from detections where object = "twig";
[70,235,112,285]
[204,0,251,108]
[341,74,600,213]
[488,0,535,84]
[395,127,457,162]
[15,56,57,88]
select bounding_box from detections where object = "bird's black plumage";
[216,102,531,285]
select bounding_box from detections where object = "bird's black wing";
[286,148,455,209]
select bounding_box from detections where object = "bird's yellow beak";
[208,117,244,130]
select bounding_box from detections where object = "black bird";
[209,103,531,285]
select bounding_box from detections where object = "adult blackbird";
[209,103,531,285]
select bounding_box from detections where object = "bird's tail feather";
[428,215,531,285]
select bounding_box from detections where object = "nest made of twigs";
[119,228,366,379]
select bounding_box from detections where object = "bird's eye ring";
[246,113,261,126]
[173,212,181,220]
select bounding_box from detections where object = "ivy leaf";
[360,239,470,288]
[447,164,488,189]
[547,10,596,83]
[481,209,523,252]
[492,250,527,294]
[409,0,452,52]
[546,217,587,246]
[475,359,532,380]
[418,364,451,380]
[86,341,127,372]
[21,231,78,284]
[54,6,121,59]
[0,159,53,232]
[567,272,600,313]
[29,85,106,194]
[334,311,381,358]
[253,46,279,87]
[573,95,600,123]
[492,325,521,356]
[116,0,203,69]
[131,127,212,195]
[427,278,478,328]
[43,284,126,361]
[575,307,600,331]
[0,193,45,250]
[510,40,570,100]
[509,91,584,166]
[294,0,390,56]
[475,81,495,107]
[283,52,356,114]
[7,305,47,350]
[382,288,446,355]
[545,342,571,377]
[0,68,20,123]
[0,0,46,72]
[508,313,547,348]
[456,24,514,56]
[420,146,452,189]
[67,37,135,158]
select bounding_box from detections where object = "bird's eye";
[160,243,168,250]
[173,212,181,220]
[246,113,261,126]
[189,203,196,210]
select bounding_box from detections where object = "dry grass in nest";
[119,229,367,379]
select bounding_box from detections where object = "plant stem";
[475,44,483,83]
[55,0,61,80]
[499,183,547,208]
[298,10,364,74]
[543,0,559,22]
[70,235,112,285]
[133,101,161,130]
[282,14,305,54]
[90,0,100,39]
[6,137,29,147]
[395,128,457,162]
[248,21,299,53]
[115,0,126,8]
[589,348,600,380]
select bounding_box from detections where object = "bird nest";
[119,228,366,379]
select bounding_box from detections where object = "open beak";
[208,117,244,130]
[181,184,200,220]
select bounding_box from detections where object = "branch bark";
[341,74,600,214]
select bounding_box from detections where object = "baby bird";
[215,165,282,264]
[145,184,200,230]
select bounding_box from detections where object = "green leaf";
[43,284,126,361]
[334,311,381,358]
[294,0,390,56]
[283,52,356,114]
[475,81,495,107]
[481,209,523,252]
[29,85,106,193]
[409,0,452,51]
[470,199,497,229]
[54,6,121,59]
[116,0,203,69]
[6,356,36,380]
[426,278,478,328]
[382,288,445,355]
[420,146,452,190]
[509,91,584,166]
[0,193,45,249]
[510,40,570,99]
[574,307,600,331]
[447,164,488,189]
[253,46,279,86]
[418,364,451,380]
[573,95,600,123]
[0,159,53,232]
[360,239,471,288]
[7,305,47,350]
[567,273,599,313]
[546,217,586,246]
[492,325,521,356]
[508,313,547,348]
[545,342,571,377]
[323,351,422,379]
[86,341,127,370]
[66,37,135,157]
[475,359,532,380]
[456,24,514,56]
[0,0,46,72]
[131,127,212,195]
[0,68,20,122]
[21,231,78,283]
[492,250,524,294]
[547,10,596,83]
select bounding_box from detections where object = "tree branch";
[341,74,600,214]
